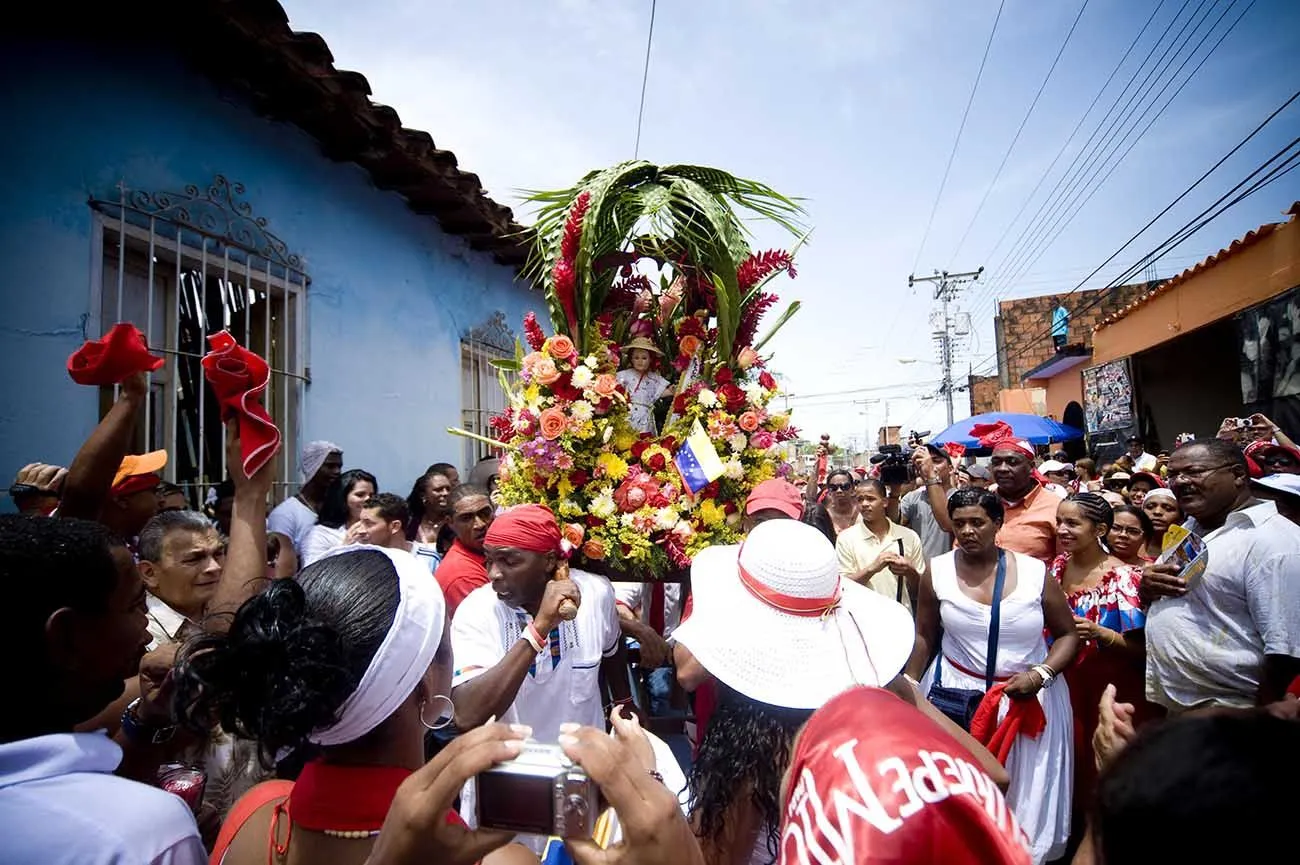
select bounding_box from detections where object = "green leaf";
[489,357,522,372]
[753,300,801,353]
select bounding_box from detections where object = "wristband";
[120,697,177,745]
[1030,664,1056,688]
[522,623,546,654]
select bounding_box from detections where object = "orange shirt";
[996,484,1062,564]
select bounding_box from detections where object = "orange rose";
[533,357,561,386]
[522,351,546,372]
[679,334,702,357]
[593,374,619,397]
[582,538,607,560]
[738,411,760,432]
[546,335,576,359]
[563,522,586,548]
[539,407,568,440]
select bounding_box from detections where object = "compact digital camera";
[475,741,603,838]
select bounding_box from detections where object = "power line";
[909,0,1007,274]
[632,0,657,159]
[948,0,1092,265]
[984,0,1220,299]
[970,136,1300,376]
[785,380,945,402]
[990,0,1254,297]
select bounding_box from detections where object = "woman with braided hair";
[1049,492,1162,817]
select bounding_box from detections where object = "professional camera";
[475,741,603,838]
[870,444,912,487]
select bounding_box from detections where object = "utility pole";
[908,267,983,426]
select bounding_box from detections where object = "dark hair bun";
[175,579,355,765]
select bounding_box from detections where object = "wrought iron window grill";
[88,175,309,507]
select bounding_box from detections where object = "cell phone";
[475,741,603,838]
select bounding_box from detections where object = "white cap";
[1039,460,1072,473]
[1251,473,1300,498]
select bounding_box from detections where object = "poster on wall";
[1082,358,1135,434]
[1238,284,1300,403]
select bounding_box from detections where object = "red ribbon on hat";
[970,421,1035,458]
[201,330,281,478]
[67,322,165,385]
[736,543,841,617]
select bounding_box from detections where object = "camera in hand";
[475,741,603,838]
[870,444,911,487]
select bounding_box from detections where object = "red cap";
[745,479,804,520]
[779,687,1030,865]
[970,421,1035,459]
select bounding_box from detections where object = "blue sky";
[281,0,1299,447]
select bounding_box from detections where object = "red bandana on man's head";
[971,421,1035,459]
[484,504,562,553]
[779,687,1031,865]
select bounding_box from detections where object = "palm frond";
[753,300,801,353]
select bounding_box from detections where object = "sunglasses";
[827,482,854,492]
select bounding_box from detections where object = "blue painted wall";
[0,39,536,497]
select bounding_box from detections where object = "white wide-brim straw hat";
[673,519,915,710]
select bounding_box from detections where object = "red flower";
[645,452,667,472]
[737,249,797,292]
[551,374,583,403]
[522,312,546,353]
[759,371,777,390]
[723,500,738,515]
[661,435,677,451]
[561,191,591,262]
[735,291,778,351]
[569,469,590,488]
[586,514,604,527]
[672,394,688,415]
[703,481,721,498]
[718,383,746,412]
[630,439,650,460]
[714,368,734,385]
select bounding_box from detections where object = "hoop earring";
[420,695,455,731]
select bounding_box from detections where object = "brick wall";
[997,282,1157,384]
[969,374,1001,415]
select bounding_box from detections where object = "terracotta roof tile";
[1093,202,1300,331]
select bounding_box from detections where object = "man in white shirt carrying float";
[450,504,632,742]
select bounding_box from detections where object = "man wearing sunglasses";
[1142,439,1300,714]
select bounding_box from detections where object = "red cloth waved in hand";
[67,323,164,385]
[201,330,281,478]
[970,683,1047,766]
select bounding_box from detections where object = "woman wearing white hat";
[616,337,671,434]
[673,518,1001,865]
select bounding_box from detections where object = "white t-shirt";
[452,568,621,742]
[0,732,206,865]
[266,496,317,555]
[1132,452,1158,472]
[612,581,683,640]
[300,524,346,567]
[1146,500,1300,711]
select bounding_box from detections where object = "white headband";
[301,440,342,480]
[1143,487,1177,504]
[308,545,446,747]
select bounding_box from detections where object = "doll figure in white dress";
[616,337,671,435]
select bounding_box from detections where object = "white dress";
[920,550,1074,865]
[616,369,670,434]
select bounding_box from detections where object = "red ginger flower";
[561,192,591,262]
[737,249,797,291]
[735,291,778,352]
[523,312,546,352]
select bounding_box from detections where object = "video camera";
[870,444,912,487]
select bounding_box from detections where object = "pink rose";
[533,357,561,386]
[737,347,759,369]
[751,430,775,450]
[738,411,760,432]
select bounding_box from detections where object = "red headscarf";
[970,421,1035,459]
[943,442,967,459]
[779,687,1030,865]
[484,504,561,553]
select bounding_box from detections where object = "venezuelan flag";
[673,420,725,494]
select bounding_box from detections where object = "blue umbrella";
[929,412,1083,448]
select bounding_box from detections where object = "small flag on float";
[674,420,725,494]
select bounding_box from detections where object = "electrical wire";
[633,0,657,159]
[909,0,1007,274]
[948,0,1092,265]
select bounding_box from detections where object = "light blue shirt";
[1051,305,1069,338]
[0,732,205,865]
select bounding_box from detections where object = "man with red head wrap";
[449,504,629,743]
[973,421,1062,564]
[779,687,1031,865]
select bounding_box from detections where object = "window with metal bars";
[89,177,308,508]
[460,312,515,473]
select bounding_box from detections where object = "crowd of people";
[2,370,1298,865]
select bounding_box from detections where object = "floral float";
[463,161,807,578]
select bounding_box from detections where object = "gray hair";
[138,509,216,562]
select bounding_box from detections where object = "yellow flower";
[698,500,726,528]
[769,413,790,431]
[557,477,574,499]
[596,452,630,481]
[613,431,637,453]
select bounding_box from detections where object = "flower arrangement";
[465,161,808,578]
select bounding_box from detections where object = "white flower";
[591,490,617,519]
[558,499,582,517]
[728,433,748,453]
[723,458,745,480]
[602,424,614,444]
[620,513,637,528]
[571,366,595,389]
[585,355,600,368]
[570,400,594,424]
[672,520,694,541]
[743,383,767,406]
[697,388,718,408]
[655,507,679,531]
